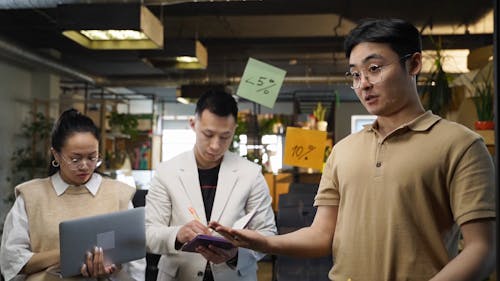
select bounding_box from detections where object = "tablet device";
[181,234,234,252]
[59,207,146,277]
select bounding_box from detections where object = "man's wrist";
[226,253,238,269]
[175,238,184,250]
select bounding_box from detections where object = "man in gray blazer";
[145,90,277,281]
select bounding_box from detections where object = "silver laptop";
[59,207,146,278]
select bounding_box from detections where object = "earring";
[51,160,60,167]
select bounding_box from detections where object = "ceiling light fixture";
[176,56,200,63]
[59,4,163,50]
[79,30,149,41]
[176,97,190,104]
[143,40,208,70]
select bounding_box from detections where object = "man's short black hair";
[195,90,238,121]
[344,18,422,59]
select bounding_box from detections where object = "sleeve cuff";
[226,252,238,270]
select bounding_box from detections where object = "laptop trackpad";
[97,231,116,250]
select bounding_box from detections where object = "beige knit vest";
[15,177,135,281]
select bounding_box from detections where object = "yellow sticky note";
[283,127,327,170]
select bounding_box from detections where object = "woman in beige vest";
[0,109,145,281]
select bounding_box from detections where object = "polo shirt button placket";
[197,271,204,277]
[376,141,383,168]
[374,140,385,177]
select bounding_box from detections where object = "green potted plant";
[471,64,494,130]
[3,112,53,237]
[7,112,53,186]
[107,112,139,138]
[313,102,328,131]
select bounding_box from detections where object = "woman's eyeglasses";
[58,153,102,171]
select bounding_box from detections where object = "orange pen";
[188,207,202,222]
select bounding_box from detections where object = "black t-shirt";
[198,165,220,281]
[198,165,220,221]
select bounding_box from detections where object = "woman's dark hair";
[344,18,422,60]
[48,108,100,176]
[195,90,238,121]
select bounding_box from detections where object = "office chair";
[287,183,319,194]
[274,192,331,281]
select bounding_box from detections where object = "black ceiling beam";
[421,34,493,50]
[158,0,343,16]
[202,34,493,56]
[157,0,492,25]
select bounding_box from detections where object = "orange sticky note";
[283,127,327,170]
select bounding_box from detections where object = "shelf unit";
[59,82,158,172]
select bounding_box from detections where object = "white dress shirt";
[0,173,146,281]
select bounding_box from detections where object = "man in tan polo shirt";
[210,18,496,281]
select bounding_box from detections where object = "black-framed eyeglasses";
[58,153,103,171]
[345,53,413,89]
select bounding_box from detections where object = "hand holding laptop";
[80,246,118,278]
[59,207,146,278]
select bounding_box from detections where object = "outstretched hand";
[208,221,270,253]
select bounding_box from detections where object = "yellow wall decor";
[283,127,327,170]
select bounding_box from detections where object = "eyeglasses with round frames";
[345,53,413,89]
[58,153,103,171]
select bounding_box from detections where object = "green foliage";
[230,115,248,152]
[313,102,327,121]
[235,115,248,137]
[421,38,453,117]
[472,67,494,121]
[259,115,280,135]
[3,112,53,235]
[21,112,53,140]
[6,112,53,190]
[245,150,265,172]
[108,112,139,138]
[324,145,332,162]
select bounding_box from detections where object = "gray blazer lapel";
[210,152,238,223]
[178,151,207,223]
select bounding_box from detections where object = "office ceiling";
[0,0,494,102]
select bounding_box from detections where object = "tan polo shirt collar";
[366,110,441,134]
[406,110,442,131]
